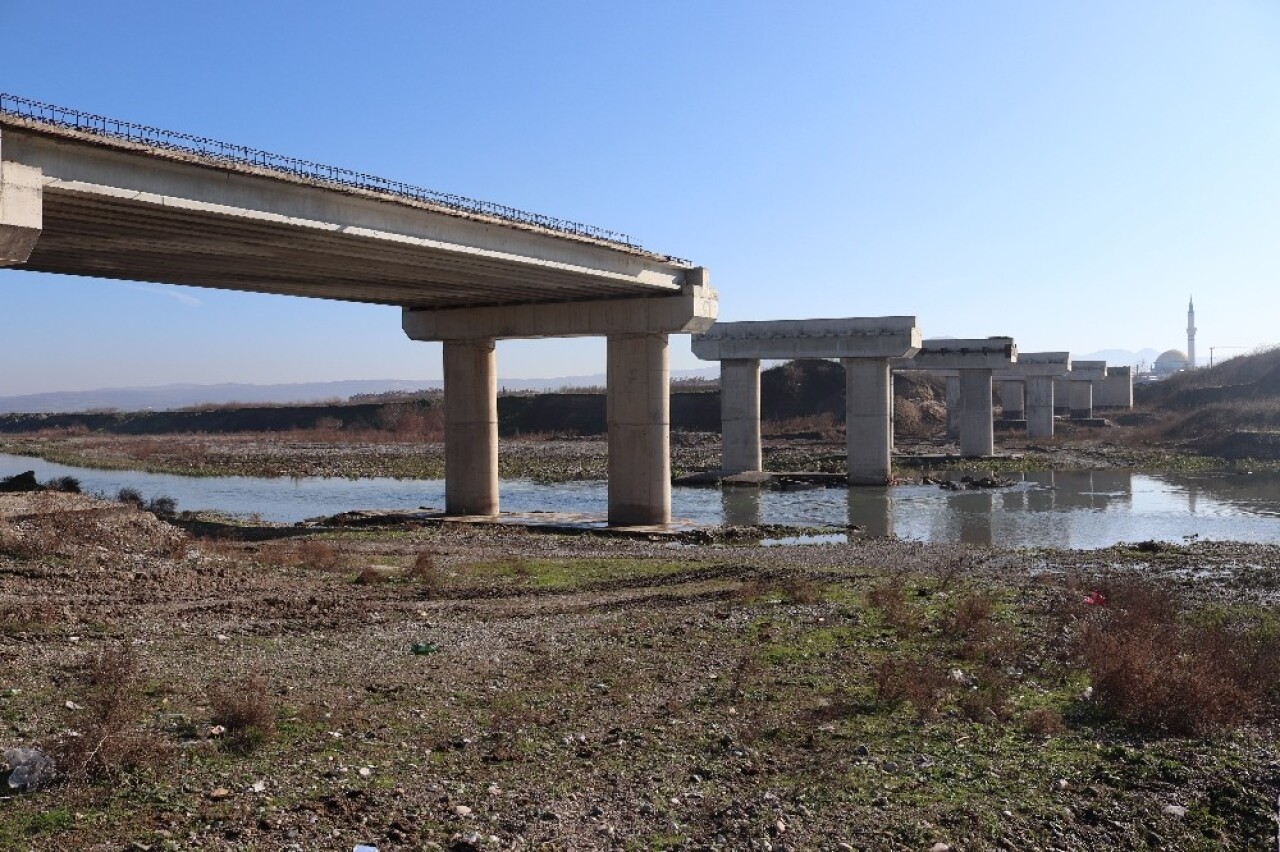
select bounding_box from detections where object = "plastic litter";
[411,642,438,655]
[353,846,379,852]
[2,747,56,792]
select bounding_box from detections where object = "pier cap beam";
[900,338,1017,370]
[691,316,921,361]
[996,351,1070,378]
[403,269,717,341]
[0,158,42,266]
[1064,360,1106,381]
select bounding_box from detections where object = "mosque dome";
[1154,349,1190,376]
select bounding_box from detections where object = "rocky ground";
[2,488,1279,851]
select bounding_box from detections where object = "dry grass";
[1074,579,1280,734]
[208,675,276,753]
[53,646,169,781]
[256,538,348,572]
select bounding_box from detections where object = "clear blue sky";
[3,1,1279,394]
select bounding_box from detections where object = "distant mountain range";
[0,370,720,414]
[0,350,1175,414]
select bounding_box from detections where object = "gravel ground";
[3,491,1279,851]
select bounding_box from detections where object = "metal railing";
[0,92,646,250]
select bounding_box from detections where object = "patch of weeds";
[208,674,276,753]
[866,580,922,635]
[24,807,74,834]
[1022,706,1067,736]
[407,549,444,593]
[872,655,951,720]
[1074,578,1280,734]
[53,645,170,781]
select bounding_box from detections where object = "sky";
[2,1,1279,395]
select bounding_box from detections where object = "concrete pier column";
[443,338,498,515]
[607,333,670,526]
[999,380,1025,420]
[944,375,961,439]
[720,359,762,475]
[845,358,894,485]
[1026,376,1055,438]
[1068,381,1093,420]
[958,369,995,457]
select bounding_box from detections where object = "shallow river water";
[3,453,1277,548]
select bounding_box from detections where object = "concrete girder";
[691,316,921,361]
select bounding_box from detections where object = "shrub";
[145,495,178,518]
[44,476,81,494]
[1023,706,1067,737]
[408,550,444,593]
[873,655,951,719]
[866,581,921,635]
[53,646,168,781]
[1074,579,1280,734]
[116,487,145,509]
[208,675,276,753]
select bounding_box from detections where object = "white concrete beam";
[692,316,920,361]
[404,273,717,340]
[904,338,1017,370]
[0,157,42,265]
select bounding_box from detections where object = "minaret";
[1187,296,1196,370]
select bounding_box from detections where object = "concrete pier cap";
[0,155,43,266]
[690,315,921,360]
[896,338,1017,458]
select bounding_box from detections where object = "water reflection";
[2,453,1277,548]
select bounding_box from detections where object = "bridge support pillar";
[1026,376,1055,438]
[0,160,42,266]
[958,369,995,457]
[999,380,1025,421]
[720,359,762,475]
[1068,381,1094,420]
[607,333,670,526]
[944,375,961,440]
[845,358,894,485]
[443,338,498,515]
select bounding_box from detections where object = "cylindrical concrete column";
[1026,376,1055,438]
[607,333,670,526]
[999,380,1025,420]
[720,359,761,475]
[1068,381,1093,420]
[443,338,498,515]
[944,375,961,439]
[958,369,995,457]
[845,358,893,485]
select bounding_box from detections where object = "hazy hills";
[0,370,720,414]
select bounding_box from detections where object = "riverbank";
[0,428,1266,485]
[2,491,1279,849]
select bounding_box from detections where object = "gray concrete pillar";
[958,369,995,457]
[999,380,1025,420]
[945,375,961,439]
[443,338,498,515]
[1026,376,1055,438]
[607,333,670,526]
[1069,381,1093,420]
[845,358,893,485]
[720,359,762,474]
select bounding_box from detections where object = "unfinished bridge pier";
[897,339,1017,458]
[692,317,922,485]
